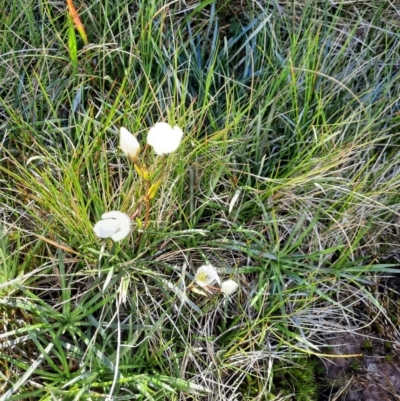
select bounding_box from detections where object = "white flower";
[220,280,239,295]
[195,264,221,287]
[147,122,183,155]
[120,127,140,161]
[93,211,131,242]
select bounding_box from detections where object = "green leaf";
[68,15,78,68]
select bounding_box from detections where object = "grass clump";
[1,0,400,399]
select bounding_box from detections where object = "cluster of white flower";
[195,264,239,296]
[93,122,183,242]
[91,123,240,297]
[120,122,183,159]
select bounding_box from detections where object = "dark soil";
[319,276,400,401]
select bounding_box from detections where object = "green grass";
[1,0,400,399]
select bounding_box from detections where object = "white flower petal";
[93,219,120,238]
[147,122,183,155]
[195,264,220,287]
[120,127,140,160]
[93,211,131,242]
[110,224,131,241]
[101,211,129,220]
[220,280,239,295]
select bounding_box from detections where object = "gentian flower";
[147,122,183,155]
[195,264,221,287]
[93,211,131,242]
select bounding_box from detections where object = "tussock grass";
[1,0,400,399]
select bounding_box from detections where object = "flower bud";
[220,280,239,295]
[120,127,140,162]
